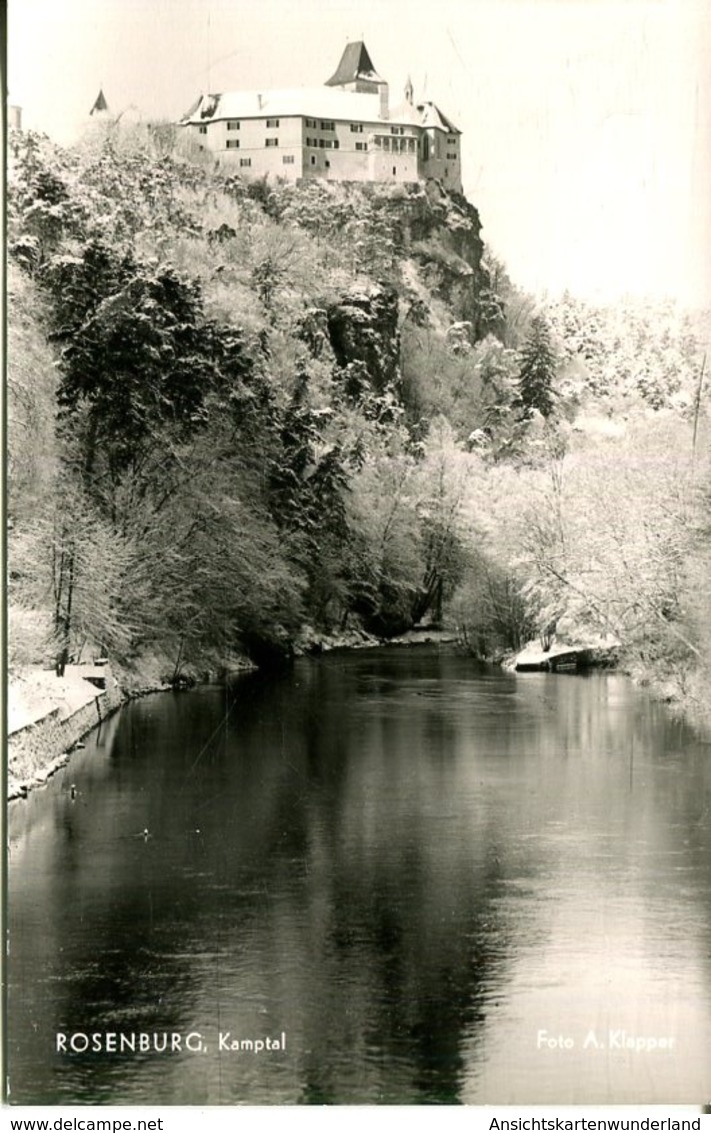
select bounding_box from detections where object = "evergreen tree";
[516,314,557,418]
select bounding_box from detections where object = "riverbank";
[11,631,706,805]
[505,636,711,736]
[624,656,711,735]
[294,624,459,655]
[7,664,165,801]
[508,637,620,673]
[7,651,260,802]
[8,628,462,798]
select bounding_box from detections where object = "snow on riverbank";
[7,667,125,800]
[8,665,109,735]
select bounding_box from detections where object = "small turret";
[405,75,414,105]
[90,88,109,116]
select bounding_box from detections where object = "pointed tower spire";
[405,75,414,105]
[325,41,384,92]
[90,88,109,116]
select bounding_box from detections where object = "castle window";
[266,118,279,128]
[392,166,396,175]
[446,153,457,161]
[320,121,335,131]
[325,160,330,168]
[310,155,316,165]
[391,126,404,136]
[305,118,317,128]
[350,123,363,133]
[355,142,366,152]
[240,158,251,167]
[282,155,295,164]
[447,136,457,145]
[198,125,207,135]
[226,139,240,149]
[265,138,279,147]
[227,120,240,131]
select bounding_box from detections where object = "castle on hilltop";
[179,41,462,191]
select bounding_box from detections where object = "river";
[7,647,711,1105]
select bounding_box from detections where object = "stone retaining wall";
[8,681,125,799]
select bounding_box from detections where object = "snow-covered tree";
[516,314,557,418]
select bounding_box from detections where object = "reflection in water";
[7,649,711,1104]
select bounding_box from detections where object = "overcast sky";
[7,0,711,306]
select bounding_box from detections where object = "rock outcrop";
[327,283,401,393]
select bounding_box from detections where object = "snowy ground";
[512,635,620,671]
[8,666,104,735]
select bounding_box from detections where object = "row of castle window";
[226,118,280,130]
[204,120,454,146]
[201,124,457,161]
[223,138,447,158]
[224,138,454,157]
[219,120,354,136]
[226,138,280,148]
[373,135,416,154]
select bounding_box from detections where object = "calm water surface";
[7,648,711,1104]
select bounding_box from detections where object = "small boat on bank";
[513,640,618,673]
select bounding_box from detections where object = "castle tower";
[325,40,389,118]
[404,75,414,105]
[325,40,383,93]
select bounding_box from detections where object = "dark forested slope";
[7,122,711,724]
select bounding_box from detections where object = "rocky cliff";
[327,283,401,394]
[267,176,495,394]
